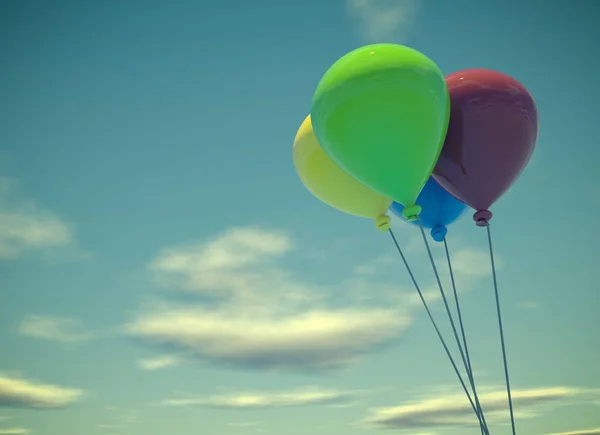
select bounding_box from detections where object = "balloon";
[390,177,468,242]
[311,43,450,221]
[293,115,392,231]
[432,69,539,226]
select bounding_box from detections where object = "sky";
[0,0,599,434]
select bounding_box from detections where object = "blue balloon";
[390,177,468,242]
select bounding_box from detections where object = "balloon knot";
[401,205,422,222]
[473,210,493,227]
[430,225,448,242]
[375,215,391,232]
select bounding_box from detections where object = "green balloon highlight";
[311,43,450,220]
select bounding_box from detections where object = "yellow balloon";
[293,115,392,232]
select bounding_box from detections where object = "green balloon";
[311,43,450,220]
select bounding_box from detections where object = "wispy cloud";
[353,244,496,310]
[148,227,295,300]
[137,355,182,371]
[363,386,596,431]
[0,429,29,435]
[159,387,358,409]
[346,0,420,43]
[18,316,92,343]
[229,422,262,428]
[131,226,498,372]
[98,406,140,432]
[0,177,85,260]
[0,415,26,434]
[130,227,415,371]
[450,247,500,278]
[0,375,83,409]
[546,430,600,435]
[129,306,407,371]
[353,232,497,286]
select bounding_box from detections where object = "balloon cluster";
[294,43,538,238]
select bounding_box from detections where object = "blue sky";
[0,0,599,434]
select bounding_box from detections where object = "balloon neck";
[375,215,391,232]
[401,205,422,222]
[430,225,448,242]
[473,210,493,227]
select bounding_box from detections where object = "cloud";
[149,227,294,299]
[0,177,82,260]
[18,316,92,343]
[0,375,83,409]
[546,430,600,435]
[137,355,182,371]
[356,228,496,285]
[449,247,499,278]
[130,227,415,371]
[114,412,138,424]
[131,226,497,372]
[364,386,594,431]
[229,422,262,427]
[346,0,420,43]
[0,429,29,435]
[129,306,408,371]
[98,406,139,432]
[355,246,495,309]
[159,387,358,409]
[148,227,323,312]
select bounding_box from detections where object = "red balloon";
[432,69,539,226]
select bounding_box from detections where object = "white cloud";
[346,0,420,43]
[357,224,497,287]
[388,244,501,308]
[131,227,416,371]
[0,375,83,408]
[98,406,139,432]
[159,387,358,409]
[229,422,262,427]
[0,206,72,259]
[364,386,593,431]
[149,227,306,303]
[129,306,408,371]
[0,420,21,435]
[450,247,499,278]
[137,355,182,371]
[546,430,600,435]
[18,316,91,343]
[114,412,138,424]
[132,226,498,372]
[0,177,81,260]
[0,429,29,435]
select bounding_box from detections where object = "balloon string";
[443,236,488,435]
[416,219,489,435]
[388,229,485,429]
[486,223,516,435]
